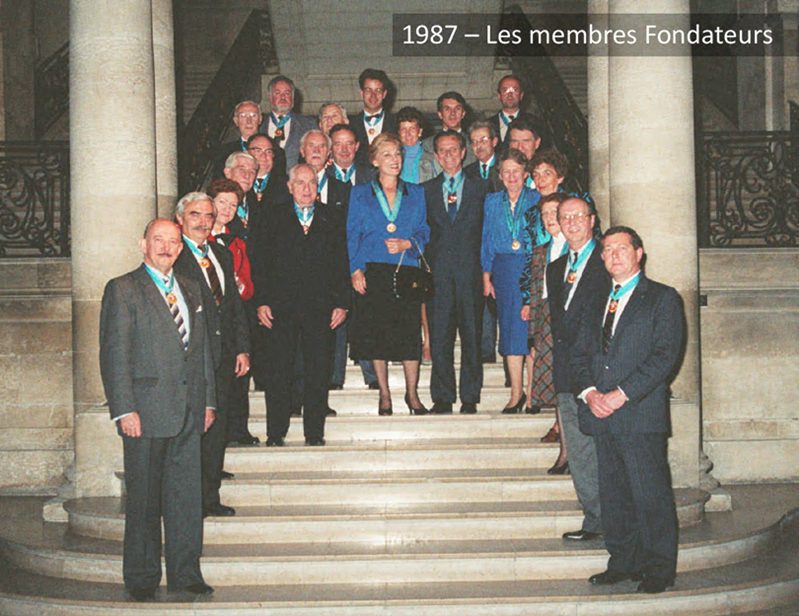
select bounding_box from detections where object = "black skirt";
[350,262,422,361]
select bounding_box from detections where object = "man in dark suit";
[174,192,250,518]
[99,219,216,601]
[328,123,373,191]
[488,75,525,149]
[464,120,501,192]
[572,226,683,594]
[547,196,608,542]
[254,164,350,446]
[424,131,487,414]
[349,68,397,164]
[259,75,317,169]
[421,91,477,172]
[300,129,350,210]
[211,100,263,179]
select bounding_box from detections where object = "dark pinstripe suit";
[572,274,684,580]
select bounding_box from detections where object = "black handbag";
[393,239,434,302]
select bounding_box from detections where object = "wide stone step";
[0,501,768,586]
[64,489,706,545]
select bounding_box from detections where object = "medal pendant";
[200,257,210,268]
[256,192,263,201]
[302,225,310,235]
[167,292,177,305]
[368,128,376,136]
[275,128,283,138]
[387,223,397,233]
[567,270,577,284]
[447,193,457,205]
[609,299,618,313]
[511,240,521,251]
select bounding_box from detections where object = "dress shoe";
[305,436,326,446]
[589,569,642,585]
[430,401,453,415]
[562,529,602,540]
[378,406,393,416]
[547,461,570,475]
[220,470,235,480]
[227,434,260,447]
[290,408,302,417]
[540,426,560,443]
[525,404,542,414]
[181,582,214,596]
[637,575,674,594]
[481,355,497,364]
[328,383,344,391]
[129,588,156,602]
[266,436,285,447]
[460,402,477,414]
[203,503,236,518]
[325,407,337,417]
[368,381,380,390]
[502,393,527,414]
[404,393,429,415]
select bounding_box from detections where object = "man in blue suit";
[572,226,683,594]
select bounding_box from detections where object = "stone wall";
[0,259,74,493]
[700,249,799,483]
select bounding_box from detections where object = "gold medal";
[256,192,263,201]
[608,299,618,313]
[200,257,210,268]
[447,193,458,205]
[166,292,177,305]
[274,128,283,138]
[302,224,310,235]
[387,223,396,233]
[368,128,376,136]
[511,240,521,250]
[567,270,577,284]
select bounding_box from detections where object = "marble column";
[606,0,703,488]
[587,0,610,229]
[69,0,157,500]
[153,0,179,218]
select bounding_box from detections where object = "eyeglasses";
[236,112,260,120]
[470,137,492,146]
[248,147,274,156]
[500,86,520,94]
[560,212,591,223]
[363,87,384,95]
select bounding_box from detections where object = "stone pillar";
[607,0,703,489]
[69,0,157,500]
[587,0,610,229]
[153,0,179,218]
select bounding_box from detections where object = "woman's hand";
[351,270,367,295]
[385,238,412,254]
[520,305,531,321]
[483,272,495,298]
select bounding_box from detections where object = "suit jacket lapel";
[612,275,648,340]
[135,265,185,351]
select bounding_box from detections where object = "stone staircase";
[1,360,799,614]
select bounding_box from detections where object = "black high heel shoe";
[404,392,429,415]
[378,405,393,416]
[502,392,527,414]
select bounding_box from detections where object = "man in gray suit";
[423,131,487,415]
[99,219,216,601]
[572,226,683,594]
[259,75,316,169]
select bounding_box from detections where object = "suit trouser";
[594,432,678,579]
[557,392,602,533]
[227,303,258,442]
[202,360,234,508]
[428,277,483,403]
[122,407,204,592]
[329,322,377,386]
[265,309,333,439]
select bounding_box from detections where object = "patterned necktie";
[602,284,622,354]
[447,177,457,223]
[562,251,578,307]
[170,299,189,351]
[199,244,223,306]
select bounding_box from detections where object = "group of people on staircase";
[98,68,685,601]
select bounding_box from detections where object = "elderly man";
[255,164,350,447]
[547,196,608,543]
[489,75,526,147]
[212,100,266,178]
[464,120,502,192]
[173,193,250,519]
[246,133,289,207]
[573,226,683,594]
[259,75,316,168]
[318,102,349,135]
[300,129,350,209]
[328,123,373,188]
[423,131,487,415]
[99,219,216,601]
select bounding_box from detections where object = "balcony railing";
[696,131,799,247]
[0,141,70,257]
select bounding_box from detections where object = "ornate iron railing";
[500,6,589,193]
[179,8,279,193]
[34,43,70,140]
[696,131,799,247]
[0,141,70,257]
